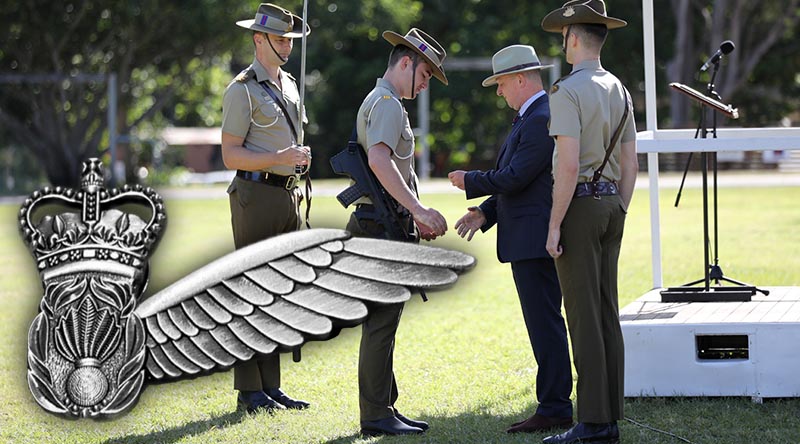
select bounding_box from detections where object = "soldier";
[221,3,311,414]
[347,28,448,436]
[540,1,638,443]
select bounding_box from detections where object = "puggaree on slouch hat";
[541,0,627,32]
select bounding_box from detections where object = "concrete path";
[2,171,799,204]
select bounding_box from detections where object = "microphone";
[700,40,735,72]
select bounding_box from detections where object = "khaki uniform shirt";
[549,59,636,183]
[222,58,307,177]
[354,78,416,204]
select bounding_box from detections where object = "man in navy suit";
[448,44,573,434]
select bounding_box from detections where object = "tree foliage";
[0,0,246,186]
[1,0,798,188]
[664,0,800,128]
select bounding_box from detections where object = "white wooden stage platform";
[620,286,800,401]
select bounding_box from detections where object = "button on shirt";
[222,58,307,176]
[548,59,636,183]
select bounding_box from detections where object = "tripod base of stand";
[660,285,755,302]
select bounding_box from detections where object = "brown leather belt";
[236,170,298,190]
[574,181,618,199]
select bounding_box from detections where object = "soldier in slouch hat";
[540,1,638,443]
[221,2,312,414]
[347,27,449,437]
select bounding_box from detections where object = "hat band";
[255,13,293,32]
[405,36,442,67]
[494,61,542,76]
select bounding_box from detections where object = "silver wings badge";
[19,158,475,419]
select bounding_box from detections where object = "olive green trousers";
[554,194,627,423]
[228,177,301,391]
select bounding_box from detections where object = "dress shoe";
[266,387,310,410]
[543,421,619,444]
[236,390,285,414]
[360,416,424,436]
[506,413,573,433]
[395,411,429,431]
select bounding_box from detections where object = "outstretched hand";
[454,206,486,241]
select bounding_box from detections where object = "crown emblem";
[19,158,166,418]
[19,158,166,281]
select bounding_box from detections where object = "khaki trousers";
[228,177,301,391]
[554,194,626,423]
[346,213,408,421]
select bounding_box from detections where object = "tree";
[665,0,800,128]
[3,0,798,188]
[282,0,422,179]
[0,0,245,187]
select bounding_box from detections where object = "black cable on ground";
[624,416,695,443]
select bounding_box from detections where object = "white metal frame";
[639,0,800,288]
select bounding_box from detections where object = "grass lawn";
[0,177,798,444]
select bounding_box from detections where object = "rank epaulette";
[549,68,584,94]
[234,66,256,83]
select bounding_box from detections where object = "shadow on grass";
[99,411,247,444]
[320,396,800,444]
[321,408,554,444]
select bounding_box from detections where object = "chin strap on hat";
[265,33,289,63]
[561,25,573,55]
[409,54,419,99]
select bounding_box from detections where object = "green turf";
[1,179,798,444]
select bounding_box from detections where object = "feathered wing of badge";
[19,158,475,420]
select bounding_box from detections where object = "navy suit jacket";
[464,94,555,263]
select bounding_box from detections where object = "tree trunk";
[667,0,694,128]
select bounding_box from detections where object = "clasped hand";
[413,206,447,241]
[447,170,466,190]
[278,145,311,167]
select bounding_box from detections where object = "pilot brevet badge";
[20,158,475,419]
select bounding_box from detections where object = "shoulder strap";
[591,86,631,185]
[234,66,255,83]
[258,80,299,142]
[367,94,403,127]
[549,68,583,94]
[258,79,313,229]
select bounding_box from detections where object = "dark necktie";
[512,115,520,125]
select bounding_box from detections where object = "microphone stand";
[661,60,768,302]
